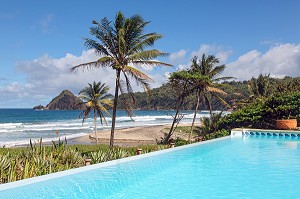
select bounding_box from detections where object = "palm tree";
[78,81,113,144]
[188,54,232,142]
[71,12,171,148]
[248,73,272,99]
[164,70,209,144]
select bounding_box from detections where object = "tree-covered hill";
[118,76,300,111]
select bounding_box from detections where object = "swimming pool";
[1,132,300,198]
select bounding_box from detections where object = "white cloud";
[14,50,115,97]
[178,64,188,70]
[191,44,233,63]
[0,50,111,107]
[169,49,187,64]
[0,50,169,107]
[224,43,300,80]
[170,44,233,71]
[2,43,300,108]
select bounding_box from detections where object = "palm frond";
[123,66,152,92]
[80,107,92,125]
[129,50,168,61]
[132,60,172,67]
[129,34,163,54]
[206,86,227,95]
[100,99,113,107]
[70,58,112,72]
[123,65,153,81]
[210,93,231,108]
[214,76,235,82]
[83,38,111,57]
[209,65,225,78]
[123,73,136,105]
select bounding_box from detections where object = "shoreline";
[12,123,193,148]
[67,123,192,147]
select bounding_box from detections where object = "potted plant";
[272,104,297,130]
[265,93,299,130]
[275,118,297,130]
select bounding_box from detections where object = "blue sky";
[1,0,300,108]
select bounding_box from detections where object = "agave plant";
[90,148,130,164]
[90,150,108,164]
[0,153,11,183]
[109,148,130,160]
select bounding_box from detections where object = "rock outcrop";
[33,90,85,110]
[33,105,45,110]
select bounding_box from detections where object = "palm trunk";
[110,69,121,148]
[204,95,213,129]
[94,110,98,145]
[189,91,200,143]
[205,95,213,117]
[164,108,180,144]
[164,82,188,144]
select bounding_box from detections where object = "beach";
[69,124,192,147]
[1,109,204,147]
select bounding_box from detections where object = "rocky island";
[33,90,85,110]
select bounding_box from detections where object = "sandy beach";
[69,124,192,147]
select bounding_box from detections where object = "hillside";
[118,76,300,110]
[33,90,85,110]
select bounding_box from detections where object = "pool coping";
[0,136,230,191]
[231,128,300,137]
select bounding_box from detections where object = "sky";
[0,0,300,108]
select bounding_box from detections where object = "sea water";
[0,109,212,147]
[0,136,299,198]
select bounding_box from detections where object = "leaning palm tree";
[164,70,210,144]
[188,54,233,142]
[78,81,113,144]
[71,12,171,148]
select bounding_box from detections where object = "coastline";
[68,123,192,147]
[12,123,193,148]
[1,109,204,148]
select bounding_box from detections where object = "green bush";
[219,91,300,130]
[264,92,300,120]
[203,129,230,141]
[174,137,189,146]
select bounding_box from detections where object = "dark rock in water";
[33,90,85,110]
[33,105,45,110]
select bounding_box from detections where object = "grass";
[163,125,202,137]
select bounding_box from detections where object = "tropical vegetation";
[219,91,300,130]
[187,54,232,142]
[0,139,169,184]
[78,81,113,144]
[71,11,171,148]
[118,76,300,111]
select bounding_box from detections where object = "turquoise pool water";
[1,136,300,198]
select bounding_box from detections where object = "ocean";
[0,109,212,147]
